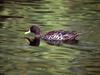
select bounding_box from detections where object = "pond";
[0,0,100,75]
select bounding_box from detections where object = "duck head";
[25,25,40,35]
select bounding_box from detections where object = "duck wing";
[43,31,64,41]
[63,31,78,40]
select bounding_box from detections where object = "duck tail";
[25,37,40,46]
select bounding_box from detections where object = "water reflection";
[0,0,100,75]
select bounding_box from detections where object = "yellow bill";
[24,30,31,34]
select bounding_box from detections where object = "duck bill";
[24,30,31,34]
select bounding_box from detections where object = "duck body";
[41,30,78,45]
[25,25,79,46]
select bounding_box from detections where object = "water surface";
[0,0,100,75]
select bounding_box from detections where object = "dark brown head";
[25,25,40,35]
[30,25,40,34]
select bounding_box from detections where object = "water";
[0,0,100,75]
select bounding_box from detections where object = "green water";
[0,0,100,75]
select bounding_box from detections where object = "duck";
[24,25,79,46]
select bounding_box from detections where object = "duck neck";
[25,37,40,46]
[34,32,41,38]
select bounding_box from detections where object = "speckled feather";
[41,30,78,45]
